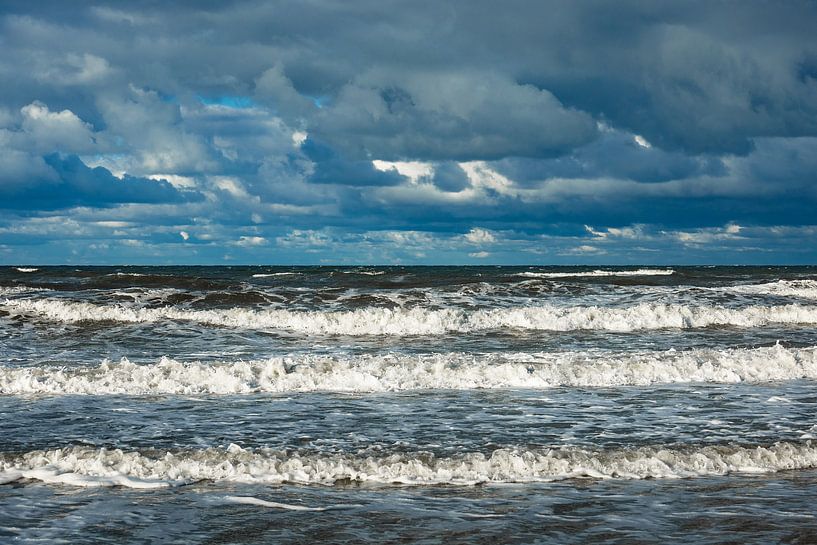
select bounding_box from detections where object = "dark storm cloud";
[0,154,199,210]
[492,129,727,185]
[302,139,407,186]
[429,162,470,192]
[4,1,815,159]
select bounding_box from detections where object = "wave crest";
[727,279,817,300]
[517,269,674,279]
[4,296,817,335]
[2,345,816,395]
[1,441,814,488]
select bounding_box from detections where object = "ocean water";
[2,265,817,543]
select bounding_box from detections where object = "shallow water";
[2,266,817,542]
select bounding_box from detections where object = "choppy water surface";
[2,266,817,543]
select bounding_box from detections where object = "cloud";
[0,154,199,210]
[464,227,496,244]
[301,139,407,186]
[0,101,99,155]
[1,2,817,263]
[235,235,266,247]
[492,126,726,185]
[311,71,598,161]
[429,162,470,192]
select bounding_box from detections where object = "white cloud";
[149,174,198,189]
[464,227,496,244]
[372,160,434,181]
[276,229,331,247]
[634,134,652,148]
[235,235,266,246]
[561,245,605,255]
[585,225,643,239]
[292,131,308,146]
[378,230,435,246]
[211,177,257,201]
[179,231,190,240]
[469,251,490,258]
[32,53,113,86]
[671,223,745,245]
[19,101,97,153]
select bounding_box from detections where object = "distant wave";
[3,345,816,395]
[340,270,386,276]
[517,269,675,279]
[14,267,38,273]
[252,273,301,278]
[4,296,817,335]
[1,441,814,488]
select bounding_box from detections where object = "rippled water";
[2,266,817,543]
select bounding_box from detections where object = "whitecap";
[252,273,300,278]
[2,442,814,488]
[2,344,816,395]
[5,296,817,335]
[517,269,674,279]
[725,279,817,300]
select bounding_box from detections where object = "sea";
[2,265,817,544]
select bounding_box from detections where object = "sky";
[1,1,817,265]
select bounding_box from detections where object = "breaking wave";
[726,279,817,300]
[4,296,817,335]
[517,269,675,279]
[1,441,814,488]
[252,273,300,278]
[2,344,815,395]
[0,286,49,296]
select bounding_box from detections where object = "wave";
[14,267,38,273]
[517,269,674,279]
[4,296,817,334]
[725,279,817,300]
[0,286,33,296]
[340,270,386,276]
[252,273,300,278]
[3,345,816,395]
[1,441,814,488]
[0,286,51,296]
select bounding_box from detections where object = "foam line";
[2,344,816,395]
[223,495,357,511]
[5,297,817,335]
[725,279,817,299]
[517,269,674,278]
[2,442,814,488]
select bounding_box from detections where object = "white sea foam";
[252,273,300,278]
[517,269,675,279]
[223,496,357,511]
[4,296,817,335]
[1,442,814,488]
[725,279,817,300]
[2,345,815,395]
[0,286,36,296]
[0,286,54,298]
[341,270,386,276]
[14,267,38,273]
